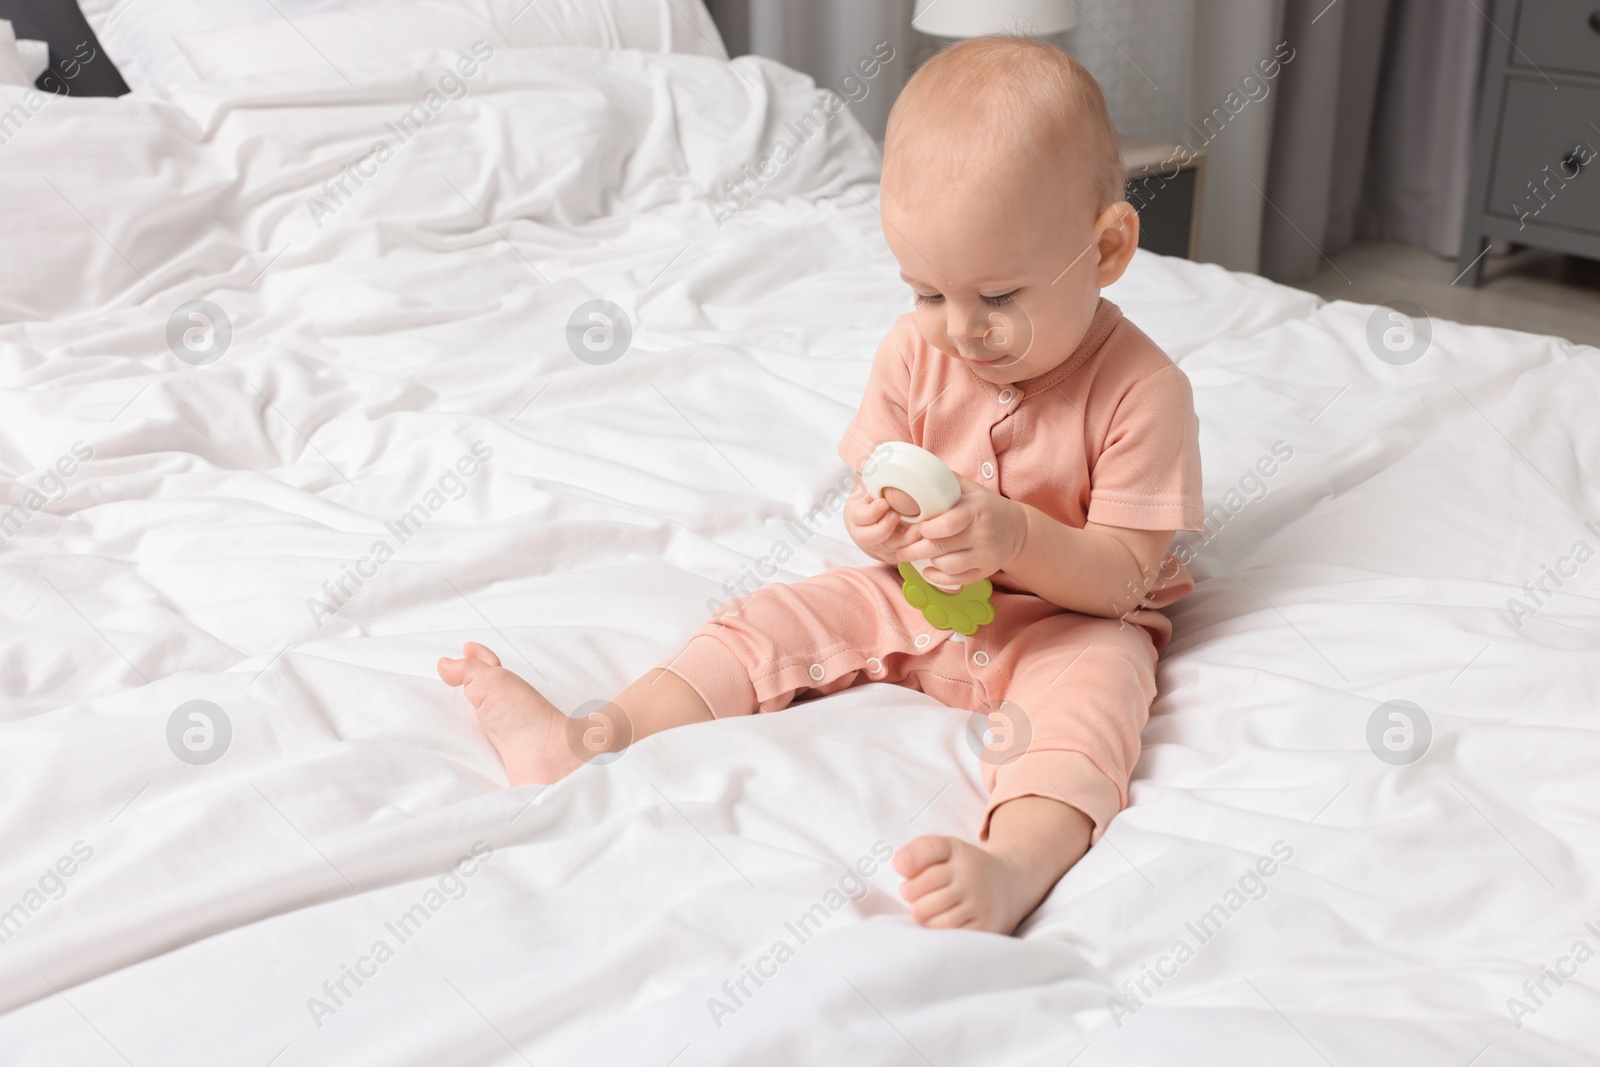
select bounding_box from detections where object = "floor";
[1289,241,1600,349]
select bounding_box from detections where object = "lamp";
[911,0,1079,38]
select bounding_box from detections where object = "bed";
[2,3,1599,1064]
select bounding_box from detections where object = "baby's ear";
[1093,200,1140,288]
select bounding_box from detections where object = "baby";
[439,37,1203,935]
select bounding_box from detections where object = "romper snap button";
[981,461,994,479]
[997,388,1015,404]
[914,634,931,649]
[973,650,990,666]
[866,657,883,673]
[808,663,825,681]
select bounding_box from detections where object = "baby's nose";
[943,314,999,365]
[946,304,989,343]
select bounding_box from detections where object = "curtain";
[705,0,917,141]
[1261,0,1488,283]
[1188,0,1285,273]
[1358,0,1489,257]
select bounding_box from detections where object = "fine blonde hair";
[883,36,1124,212]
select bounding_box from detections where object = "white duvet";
[1,40,1598,1067]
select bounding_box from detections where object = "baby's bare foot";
[893,834,1052,934]
[437,642,585,785]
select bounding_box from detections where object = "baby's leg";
[896,615,1158,934]
[439,566,918,783]
[895,795,1092,933]
[437,643,721,784]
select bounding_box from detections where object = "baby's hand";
[844,476,920,563]
[895,474,1027,587]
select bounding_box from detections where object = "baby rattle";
[860,442,996,639]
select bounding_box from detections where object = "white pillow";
[0,20,38,87]
[83,0,367,92]
[175,2,499,82]
[15,39,48,84]
[87,0,725,91]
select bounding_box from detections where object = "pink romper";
[662,299,1205,841]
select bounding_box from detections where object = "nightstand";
[1121,136,1206,260]
[1457,0,1600,287]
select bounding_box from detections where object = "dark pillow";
[0,0,130,96]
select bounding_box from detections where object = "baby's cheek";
[913,306,948,350]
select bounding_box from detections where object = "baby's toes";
[909,885,965,925]
[462,642,502,667]
[894,834,955,879]
[922,903,976,930]
[899,859,954,903]
[439,647,502,689]
[461,665,513,711]
[437,656,467,686]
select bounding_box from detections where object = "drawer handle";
[1562,146,1592,174]
[1591,10,1600,32]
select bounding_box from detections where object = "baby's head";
[881,37,1136,384]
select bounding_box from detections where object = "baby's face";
[881,150,1132,386]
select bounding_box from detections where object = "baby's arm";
[1007,505,1174,619]
[892,473,1172,619]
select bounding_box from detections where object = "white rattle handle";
[859,442,962,591]
[859,442,959,521]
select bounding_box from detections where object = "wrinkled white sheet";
[1,41,1598,1067]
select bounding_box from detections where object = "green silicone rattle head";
[861,442,996,635]
[897,562,995,635]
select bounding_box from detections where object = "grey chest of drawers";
[1457,0,1600,286]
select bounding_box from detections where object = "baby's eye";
[984,290,1019,307]
[913,291,943,305]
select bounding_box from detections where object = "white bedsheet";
[2,41,1598,1067]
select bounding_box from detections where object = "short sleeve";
[1086,363,1205,532]
[837,321,914,471]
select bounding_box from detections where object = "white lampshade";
[912,0,1079,38]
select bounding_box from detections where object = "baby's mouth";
[963,350,1015,368]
